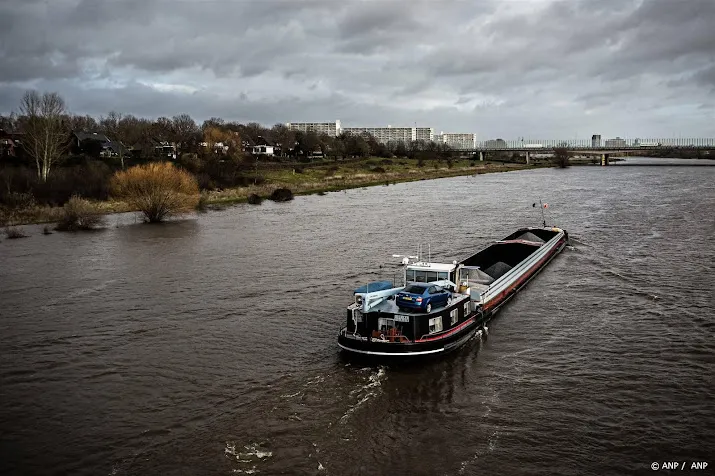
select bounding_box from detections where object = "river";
[1,158,713,475]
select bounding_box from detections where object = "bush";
[1,191,36,209]
[447,159,453,169]
[553,148,570,168]
[196,193,209,212]
[294,167,304,174]
[270,188,294,202]
[56,196,106,231]
[371,166,386,173]
[43,225,52,235]
[178,153,202,174]
[110,162,200,223]
[247,193,263,205]
[4,226,28,239]
[417,158,425,168]
[380,159,394,165]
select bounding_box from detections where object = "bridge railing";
[464,138,715,151]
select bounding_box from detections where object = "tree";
[67,114,98,133]
[110,162,200,222]
[0,114,17,131]
[553,147,570,168]
[100,111,128,168]
[202,125,234,156]
[18,90,69,182]
[172,114,199,157]
[271,124,295,157]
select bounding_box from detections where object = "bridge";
[457,138,715,165]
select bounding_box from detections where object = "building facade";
[604,137,626,148]
[286,121,341,137]
[286,120,435,144]
[436,132,477,150]
[415,127,434,142]
[591,134,601,147]
[342,126,414,144]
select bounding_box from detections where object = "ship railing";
[371,330,411,343]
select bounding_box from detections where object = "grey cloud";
[0,0,713,137]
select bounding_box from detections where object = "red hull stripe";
[416,316,476,342]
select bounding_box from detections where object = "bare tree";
[171,114,199,157]
[18,90,68,182]
[100,111,128,168]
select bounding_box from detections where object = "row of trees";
[1,91,461,180]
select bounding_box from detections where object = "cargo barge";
[338,227,568,358]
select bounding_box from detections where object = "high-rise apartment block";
[285,121,341,137]
[286,120,436,144]
[435,132,477,150]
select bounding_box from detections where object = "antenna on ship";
[533,198,548,228]
[428,244,431,264]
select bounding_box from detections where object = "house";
[71,131,111,155]
[0,129,23,159]
[252,136,276,157]
[130,139,176,160]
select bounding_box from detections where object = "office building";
[591,134,601,147]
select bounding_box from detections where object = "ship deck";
[367,292,471,315]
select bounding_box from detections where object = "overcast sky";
[1,0,713,139]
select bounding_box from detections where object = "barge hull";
[338,227,568,359]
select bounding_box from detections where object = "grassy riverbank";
[1,158,541,226]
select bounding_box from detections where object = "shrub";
[110,162,200,223]
[381,159,394,165]
[317,191,326,196]
[294,167,304,174]
[247,193,263,205]
[417,158,425,167]
[270,188,294,202]
[56,196,106,231]
[553,148,570,168]
[371,166,386,173]
[1,191,36,209]
[178,153,202,174]
[447,159,453,169]
[4,226,28,239]
[43,225,52,235]
[196,193,209,212]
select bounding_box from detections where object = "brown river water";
[1,158,713,475]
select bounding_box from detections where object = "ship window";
[405,269,415,281]
[438,272,448,280]
[428,316,443,334]
[413,270,439,282]
[450,309,458,325]
[463,302,469,315]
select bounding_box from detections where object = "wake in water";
[340,366,387,424]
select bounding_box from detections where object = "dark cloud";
[0,0,713,137]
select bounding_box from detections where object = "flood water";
[1,159,713,475]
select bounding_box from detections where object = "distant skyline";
[1,0,714,139]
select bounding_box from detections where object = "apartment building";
[415,127,434,142]
[285,120,341,137]
[342,125,415,144]
[604,137,626,148]
[435,132,477,150]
